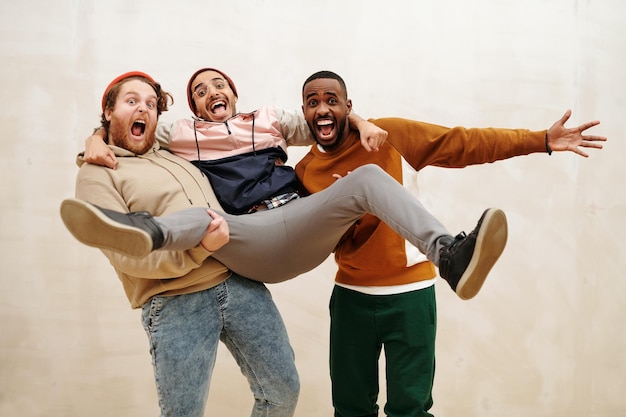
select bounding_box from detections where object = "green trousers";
[330,284,437,417]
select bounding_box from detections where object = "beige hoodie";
[75,143,230,309]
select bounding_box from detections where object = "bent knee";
[353,163,384,176]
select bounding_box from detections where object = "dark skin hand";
[546,109,606,157]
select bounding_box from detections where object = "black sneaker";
[60,198,164,258]
[438,208,508,300]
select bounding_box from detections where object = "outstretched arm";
[546,109,606,157]
[348,113,388,152]
[84,128,119,169]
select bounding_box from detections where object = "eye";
[196,89,207,97]
[308,99,317,107]
[216,82,225,89]
[328,98,337,104]
[128,98,137,105]
[147,101,156,109]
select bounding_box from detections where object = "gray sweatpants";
[155,164,451,284]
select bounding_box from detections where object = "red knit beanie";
[186,68,238,114]
[101,71,156,110]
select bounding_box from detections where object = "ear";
[104,108,112,122]
[346,99,353,114]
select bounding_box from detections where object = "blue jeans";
[141,273,300,417]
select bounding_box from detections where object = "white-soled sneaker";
[60,198,164,258]
[438,208,508,300]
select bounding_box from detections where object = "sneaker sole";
[60,199,152,259]
[455,208,508,300]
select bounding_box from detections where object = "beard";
[108,120,156,155]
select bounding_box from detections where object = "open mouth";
[316,118,335,138]
[210,99,227,114]
[131,120,146,137]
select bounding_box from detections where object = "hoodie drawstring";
[251,113,256,155]
[192,119,205,177]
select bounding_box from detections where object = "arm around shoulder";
[275,107,315,147]
[348,113,387,152]
[83,127,118,169]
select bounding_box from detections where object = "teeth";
[134,120,146,125]
[211,100,226,110]
[317,120,333,126]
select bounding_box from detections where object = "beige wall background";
[1,0,624,416]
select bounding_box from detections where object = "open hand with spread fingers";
[546,109,606,157]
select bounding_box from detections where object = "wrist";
[545,131,552,155]
[348,113,364,130]
[92,127,107,143]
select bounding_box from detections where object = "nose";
[317,101,330,115]
[208,85,220,97]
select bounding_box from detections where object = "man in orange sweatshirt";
[295,70,605,417]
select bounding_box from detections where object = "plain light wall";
[1,1,624,416]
